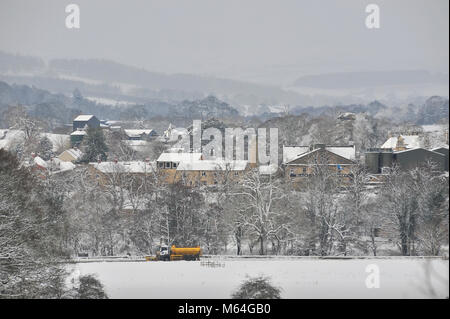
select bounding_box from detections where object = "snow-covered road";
[71,258,449,299]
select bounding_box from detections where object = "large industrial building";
[365,147,448,174]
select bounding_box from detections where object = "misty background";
[0,0,448,115]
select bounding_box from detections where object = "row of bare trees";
[41,154,448,258]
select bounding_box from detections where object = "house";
[157,152,203,183]
[90,161,157,175]
[33,155,48,171]
[28,155,75,178]
[175,160,249,186]
[124,129,157,141]
[157,152,204,169]
[72,115,100,132]
[89,160,157,185]
[70,130,87,146]
[283,144,356,186]
[365,147,447,173]
[381,135,421,151]
[283,144,356,164]
[57,148,83,163]
[160,123,188,143]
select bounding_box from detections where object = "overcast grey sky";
[0,0,448,84]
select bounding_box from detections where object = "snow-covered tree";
[38,136,54,160]
[230,169,289,255]
[0,149,70,298]
[378,162,448,256]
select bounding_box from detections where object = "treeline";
[45,158,449,258]
[0,82,239,129]
[0,149,107,298]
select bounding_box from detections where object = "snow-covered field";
[71,258,449,299]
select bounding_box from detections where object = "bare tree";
[231,169,288,255]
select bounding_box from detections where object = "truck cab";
[156,245,170,261]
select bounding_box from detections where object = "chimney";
[310,144,325,151]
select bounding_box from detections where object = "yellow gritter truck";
[155,245,202,261]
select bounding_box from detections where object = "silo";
[380,151,393,170]
[365,151,381,174]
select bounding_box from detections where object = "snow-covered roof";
[50,158,76,173]
[381,135,421,149]
[90,161,157,174]
[70,130,87,136]
[74,115,94,121]
[393,147,445,156]
[283,146,309,164]
[124,129,155,137]
[157,152,203,163]
[432,145,449,151]
[287,149,316,162]
[176,160,248,171]
[283,145,355,163]
[60,148,83,160]
[33,156,48,168]
[326,146,356,160]
[105,120,120,125]
[285,147,356,164]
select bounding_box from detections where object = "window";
[234,172,239,177]
[290,169,296,177]
[302,167,307,173]
[201,171,206,177]
[165,162,171,169]
[158,162,164,168]
[173,162,177,168]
